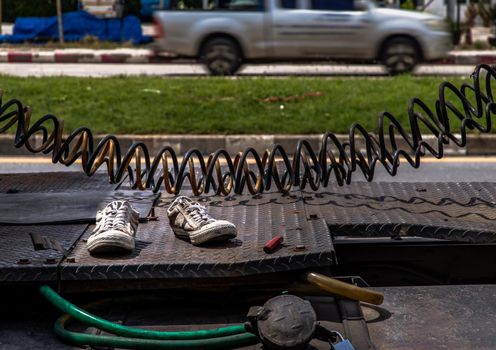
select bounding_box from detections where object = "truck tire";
[381,37,419,75]
[200,37,242,76]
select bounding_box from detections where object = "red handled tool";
[264,235,283,253]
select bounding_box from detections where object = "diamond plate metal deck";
[60,193,335,283]
[0,224,87,282]
[4,172,496,288]
[304,182,496,243]
[0,172,133,283]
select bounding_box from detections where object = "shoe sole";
[87,230,135,254]
[174,225,237,246]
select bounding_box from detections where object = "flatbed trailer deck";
[2,171,496,349]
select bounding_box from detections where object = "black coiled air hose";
[1,64,494,195]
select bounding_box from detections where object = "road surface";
[1,156,495,182]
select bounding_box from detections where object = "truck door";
[270,0,373,58]
[213,0,269,58]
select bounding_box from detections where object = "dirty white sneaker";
[167,196,237,245]
[87,200,139,254]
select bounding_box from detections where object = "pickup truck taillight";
[153,16,166,39]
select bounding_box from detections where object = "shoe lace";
[97,202,131,233]
[186,203,214,224]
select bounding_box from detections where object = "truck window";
[216,0,264,10]
[310,0,355,10]
[280,0,297,8]
[169,0,263,9]
[170,0,212,9]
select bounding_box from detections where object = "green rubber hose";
[55,313,259,350]
[40,286,253,341]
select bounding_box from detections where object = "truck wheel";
[201,38,242,76]
[381,37,419,75]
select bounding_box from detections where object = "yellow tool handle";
[303,272,384,305]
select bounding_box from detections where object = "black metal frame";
[333,237,496,286]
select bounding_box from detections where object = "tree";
[56,0,64,43]
[0,0,3,34]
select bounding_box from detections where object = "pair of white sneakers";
[87,196,237,254]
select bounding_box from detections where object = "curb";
[0,50,177,64]
[0,50,495,65]
[449,51,496,65]
[0,134,495,157]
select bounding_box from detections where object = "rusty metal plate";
[0,224,87,282]
[60,192,334,282]
[304,182,496,243]
[0,172,156,224]
[0,190,159,224]
[0,172,118,193]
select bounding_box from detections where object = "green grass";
[0,75,474,134]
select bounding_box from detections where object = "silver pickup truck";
[152,0,451,75]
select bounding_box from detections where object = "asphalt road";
[0,63,477,77]
[1,156,495,182]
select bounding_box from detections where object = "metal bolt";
[17,258,31,265]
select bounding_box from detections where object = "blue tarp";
[0,11,151,44]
